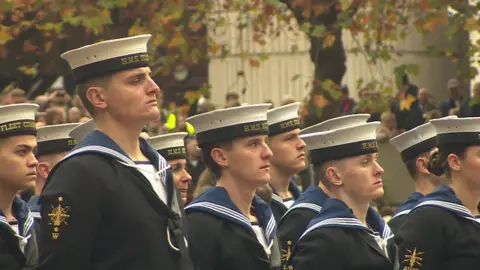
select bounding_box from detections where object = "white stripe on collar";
[186,201,275,245]
[415,200,480,224]
[281,203,322,220]
[186,201,251,228]
[31,212,41,219]
[391,209,411,219]
[300,217,366,240]
[299,217,392,241]
[0,211,33,238]
[271,193,283,205]
[64,145,170,186]
[415,200,472,217]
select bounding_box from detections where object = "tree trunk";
[283,1,347,127]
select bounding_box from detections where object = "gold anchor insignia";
[47,196,70,240]
[282,240,293,269]
[402,247,424,270]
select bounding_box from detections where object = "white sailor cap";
[36,123,80,156]
[267,102,300,136]
[390,122,437,162]
[186,104,271,147]
[69,119,95,142]
[299,114,370,135]
[430,116,480,146]
[300,122,380,165]
[148,132,188,161]
[0,104,39,138]
[61,34,152,84]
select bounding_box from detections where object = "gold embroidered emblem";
[47,196,70,240]
[402,247,424,270]
[282,240,293,269]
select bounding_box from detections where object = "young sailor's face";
[455,145,480,185]
[228,135,273,186]
[169,159,192,204]
[106,67,161,124]
[268,129,306,175]
[0,135,38,192]
[342,153,384,201]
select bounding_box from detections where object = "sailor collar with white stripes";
[0,196,34,253]
[185,186,277,248]
[280,185,329,221]
[62,130,170,186]
[27,195,41,219]
[413,185,480,223]
[391,192,424,219]
[270,177,302,207]
[300,198,392,241]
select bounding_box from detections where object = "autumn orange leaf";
[419,0,429,11]
[322,33,336,49]
[249,57,261,67]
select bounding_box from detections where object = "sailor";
[388,121,444,233]
[36,35,193,270]
[185,104,282,270]
[396,117,480,270]
[27,123,80,239]
[265,102,305,222]
[288,122,396,270]
[0,104,39,269]
[148,132,192,205]
[278,114,370,266]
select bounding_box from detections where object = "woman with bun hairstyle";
[395,117,480,270]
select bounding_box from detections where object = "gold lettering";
[167,147,186,156]
[23,121,36,128]
[280,119,300,129]
[68,139,77,146]
[243,123,268,132]
[362,141,377,149]
[120,55,141,65]
[0,122,22,132]
[52,233,59,240]
[140,54,149,61]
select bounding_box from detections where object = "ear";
[447,153,461,172]
[86,86,107,109]
[416,156,430,175]
[36,162,51,179]
[211,147,228,168]
[325,166,343,187]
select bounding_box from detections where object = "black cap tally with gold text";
[0,104,39,138]
[148,132,188,161]
[300,122,380,165]
[36,123,81,157]
[186,104,271,147]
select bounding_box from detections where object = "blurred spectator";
[225,92,240,108]
[67,107,82,123]
[281,95,296,106]
[461,81,480,117]
[376,111,403,142]
[45,107,66,125]
[439,78,463,117]
[33,95,49,111]
[403,88,436,130]
[11,88,27,104]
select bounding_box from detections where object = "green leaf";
[0,2,14,12]
[311,25,326,38]
[292,74,301,81]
